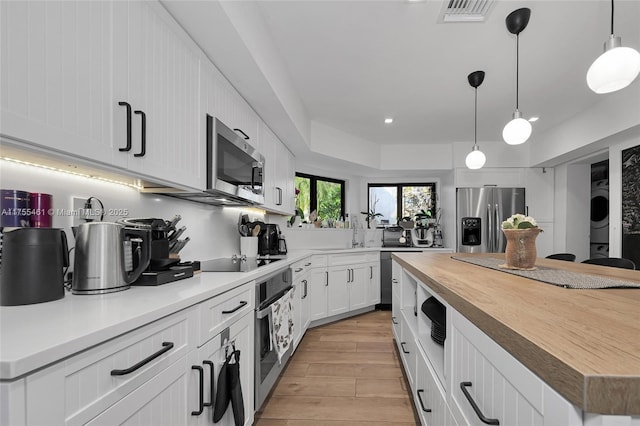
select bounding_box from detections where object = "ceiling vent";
[439,0,495,23]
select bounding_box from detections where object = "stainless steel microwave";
[206,114,264,205]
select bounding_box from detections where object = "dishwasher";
[379,250,420,309]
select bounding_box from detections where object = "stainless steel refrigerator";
[456,187,526,253]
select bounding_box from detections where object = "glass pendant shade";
[587,36,640,94]
[502,111,532,145]
[465,145,486,169]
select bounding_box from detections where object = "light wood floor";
[254,310,419,425]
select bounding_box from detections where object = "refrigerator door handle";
[495,204,501,253]
[487,203,493,252]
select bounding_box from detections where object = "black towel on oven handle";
[213,349,244,426]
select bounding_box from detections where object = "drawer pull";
[460,381,500,425]
[392,278,398,283]
[203,361,214,408]
[110,341,174,376]
[294,268,303,272]
[392,316,398,324]
[222,300,248,314]
[416,389,432,413]
[400,342,410,354]
[191,365,204,416]
[305,262,312,267]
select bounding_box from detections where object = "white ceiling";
[164,0,640,152]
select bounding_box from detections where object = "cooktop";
[200,256,283,272]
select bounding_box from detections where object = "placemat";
[451,256,640,289]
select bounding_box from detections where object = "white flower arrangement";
[501,213,538,230]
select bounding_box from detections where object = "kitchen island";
[393,252,640,420]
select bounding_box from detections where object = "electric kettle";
[72,222,151,294]
[0,227,69,306]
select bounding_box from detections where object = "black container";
[0,228,69,306]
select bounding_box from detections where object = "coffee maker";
[258,224,287,256]
[117,217,194,285]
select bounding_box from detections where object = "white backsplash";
[1,160,266,264]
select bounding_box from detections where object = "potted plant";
[415,209,434,227]
[361,208,383,229]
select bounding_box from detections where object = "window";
[295,173,345,222]
[367,183,436,225]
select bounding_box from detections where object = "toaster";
[382,226,411,247]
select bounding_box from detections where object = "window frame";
[296,172,346,220]
[367,182,437,224]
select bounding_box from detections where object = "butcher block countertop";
[392,252,640,416]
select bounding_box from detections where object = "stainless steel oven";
[254,265,293,410]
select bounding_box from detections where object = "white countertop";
[0,246,451,380]
[0,251,312,380]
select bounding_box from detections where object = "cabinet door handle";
[118,101,132,152]
[370,266,373,279]
[202,361,214,408]
[191,365,204,416]
[222,300,248,314]
[460,382,500,425]
[133,110,146,157]
[295,268,303,273]
[110,341,174,376]
[302,279,308,299]
[400,342,410,354]
[392,316,398,324]
[416,389,432,413]
[305,262,312,267]
[276,187,282,205]
[233,128,250,140]
[325,271,329,286]
[392,278,398,283]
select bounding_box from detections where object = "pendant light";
[586,0,640,94]
[465,71,486,170]
[502,8,532,146]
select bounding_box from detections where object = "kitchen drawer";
[328,252,371,266]
[311,254,328,268]
[25,306,197,426]
[199,282,254,346]
[415,344,450,426]
[398,311,417,389]
[291,258,312,280]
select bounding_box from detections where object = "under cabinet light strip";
[1,157,143,190]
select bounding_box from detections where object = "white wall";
[553,162,591,261]
[1,160,266,266]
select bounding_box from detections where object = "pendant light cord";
[610,0,614,35]
[516,34,520,111]
[474,87,478,146]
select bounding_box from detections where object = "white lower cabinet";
[449,309,581,426]
[366,262,380,306]
[308,266,329,321]
[415,345,457,426]
[86,353,193,426]
[191,312,254,426]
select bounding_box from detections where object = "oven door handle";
[256,287,293,319]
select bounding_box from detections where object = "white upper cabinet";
[1,1,121,166]
[260,121,295,215]
[211,72,259,152]
[1,0,204,190]
[112,1,203,189]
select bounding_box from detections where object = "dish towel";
[270,289,294,364]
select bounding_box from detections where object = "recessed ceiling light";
[384,118,393,124]
[528,116,539,122]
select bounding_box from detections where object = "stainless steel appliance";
[152,116,264,207]
[382,226,411,247]
[72,222,151,294]
[254,265,293,410]
[411,227,433,248]
[0,228,69,306]
[456,187,526,253]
